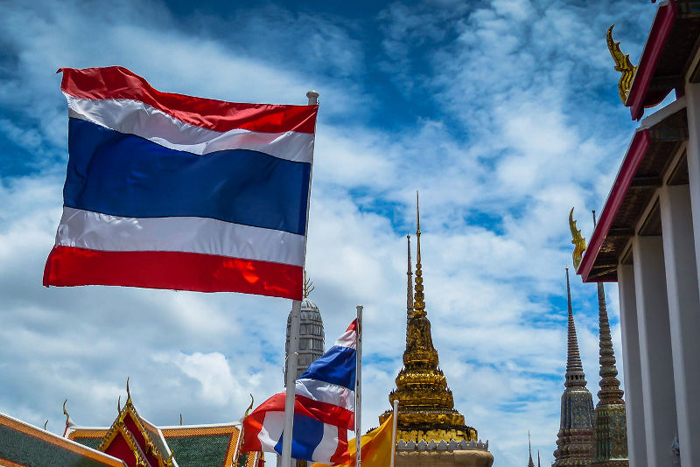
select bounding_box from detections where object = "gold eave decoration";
[607,25,637,104]
[569,208,587,271]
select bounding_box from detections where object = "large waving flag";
[242,320,357,463]
[43,66,317,299]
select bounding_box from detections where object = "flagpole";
[355,305,363,467]
[280,90,319,467]
[390,399,399,467]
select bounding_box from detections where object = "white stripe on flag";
[334,329,357,349]
[258,411,285,452]
[66,96,315,162]
[295,379,355,412]
[55,207,305,266]
[311,424,340,463]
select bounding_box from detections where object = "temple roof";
[66,388,259,467]
[71,423,247,467]
[0,412,127,467]
[578,99,687,282]
[626,0,700,120]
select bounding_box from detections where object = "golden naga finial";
[44,420,49,430]
[126,377,131,402]
[303,271,314,299]
[569,208,587,270]
[117,396,122,414]
[63,399,70,425]
[607,25,637,104]
[244,394,255,418]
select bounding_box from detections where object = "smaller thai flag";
[242,320,357,463]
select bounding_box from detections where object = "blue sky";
[0,1,665,466]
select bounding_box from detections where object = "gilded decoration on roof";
[607,25,637,104]
[379,192,477,443]
[569,208,587,271]
[97,380,173,467]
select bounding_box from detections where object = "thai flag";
[242,320,357,463]
[43,67,317,300]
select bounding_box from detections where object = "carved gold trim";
[607,25,637,104]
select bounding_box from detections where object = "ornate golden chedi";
[380,197,477,443]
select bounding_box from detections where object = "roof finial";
[303,271,314,299]
[117,396,121,413]
[413,191,426,317]
[528,431,535,467]
[569,208,587,271]
[63,399,69,423]
[126,377,131,403]
[607,25,637,104]
[407,234,413,316]
[537,450,541,467]
[44,420,49,430]
[244,394,255,418]
[179,413,183,425]
[565,267,587,387]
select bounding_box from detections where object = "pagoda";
[552,269,594,466]
[285,274,325,383]
[590,282,628,467]
[380,195,493,467]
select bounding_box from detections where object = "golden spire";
[379,191,477,443]
[413,191,426,317]
[607,25,637,104]
[407,234,413,316]
[303,271,314,299]
[569,208,587,270]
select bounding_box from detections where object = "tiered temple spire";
[380,192,477,442]
[528,432,535,467]
[553,268,595,466]
[590,213,628,467]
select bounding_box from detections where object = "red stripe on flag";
[43,246,303,299]
[59,67,318,134]
[295,395,354,430]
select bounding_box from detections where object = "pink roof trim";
[627,0,679,120]
[579,129,651,282]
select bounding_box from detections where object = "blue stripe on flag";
[300,346,356,390]
[64,118,311,235]
[274,412,325,459]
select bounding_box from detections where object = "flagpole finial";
[306,91,319,105]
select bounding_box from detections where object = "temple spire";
[565,267,586,388]
[553,267,595,466]
[591,211,628,466]
[537,451,541,467]
[380,191,477,443]
[407,234,413,316]
[414,191,426,317]
[528,432,535,467]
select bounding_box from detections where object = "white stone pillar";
[684,83,700,282]
[659,184,700,467]
[632,236,678,467]
[617,264,647,467]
